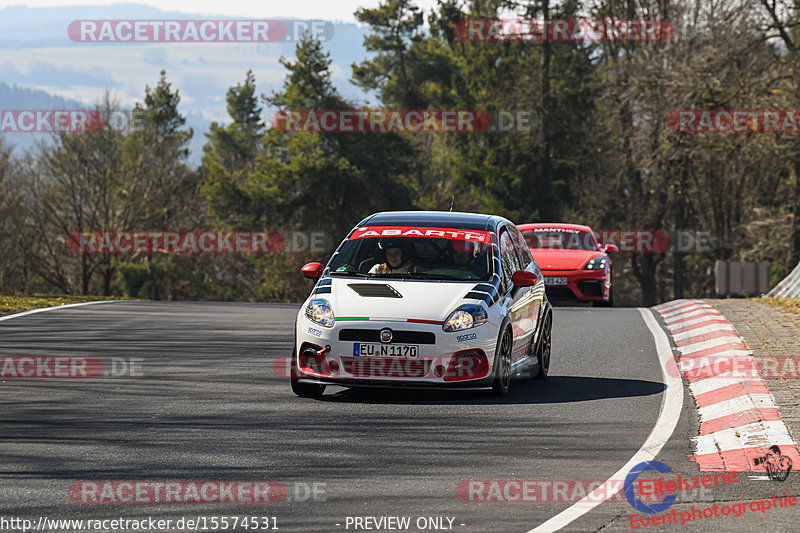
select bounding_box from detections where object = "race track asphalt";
[0,301,796,532]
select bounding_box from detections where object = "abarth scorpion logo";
[380,329,393,343]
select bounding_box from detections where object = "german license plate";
[354,343,418,358]
[545,277,568,286]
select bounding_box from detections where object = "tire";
[291,378,326,399]
[290,349,326,399]
[534,312,552,379]
[492,328,513,396]
[592,287,613,307]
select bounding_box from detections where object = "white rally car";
[291,211,553,398]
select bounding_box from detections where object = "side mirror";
[301,262,324,280]
[604,244,619,254]
[512,270,539,287]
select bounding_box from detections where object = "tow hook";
[317,345,331,357]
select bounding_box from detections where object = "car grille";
[338,329,436,344]
[340,357,432,377]
[544,287,577,300]
[577,280,604,298]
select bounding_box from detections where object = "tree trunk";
[103,262,113,296]
[791,162,800,267]
[540,0,552,218]
[633,254,660,307]
[673,253,684,299]
[81,253,90,295]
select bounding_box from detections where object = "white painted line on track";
[526,309,684,533]
[660,304,713,319]
[671,323,736,342]
[691,420,796,455]
[697,394,776,421]
[689,376,762,396]
[665,309,723,325]
[653,300,690,312]
[677,337,744,355]
[668,315,728,329]
[0,301,117,324]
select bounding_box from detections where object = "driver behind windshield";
[369,238,415,274]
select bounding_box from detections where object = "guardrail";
[715,260,770,297]
[767,260,800,298]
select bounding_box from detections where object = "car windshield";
[522,228,599,251]
[327,227,495,282]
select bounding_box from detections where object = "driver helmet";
[378,237,415,262]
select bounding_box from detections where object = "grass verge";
[0,294,133,315]
[757,297,800,322]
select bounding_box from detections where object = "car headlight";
[584,256,607,270]
[305,299,335,327]
[443,304,488,332]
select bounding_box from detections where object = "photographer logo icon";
[753,445,793,482]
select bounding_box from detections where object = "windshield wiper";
[329,270,370,277]
[392,272,461,280]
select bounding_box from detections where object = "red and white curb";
[654,299,800,471]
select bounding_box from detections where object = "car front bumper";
[294,314,499,387]
[542,269,610,301]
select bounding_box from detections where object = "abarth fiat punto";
[291,211,553,398]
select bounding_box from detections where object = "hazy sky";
[0,0,442,23]
[0,0,447,162]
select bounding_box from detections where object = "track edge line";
[525,308,684,533]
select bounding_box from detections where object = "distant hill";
[0,82,212,164]
[0,4,374,165]
[0,83,85,156]
[0,83,83,109]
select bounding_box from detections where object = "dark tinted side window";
[512,226,533,267]
[499,228,523,291]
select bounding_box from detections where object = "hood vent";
[348,283,403,298]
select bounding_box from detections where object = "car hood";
[530,249,603,270]
[317,276,484,322]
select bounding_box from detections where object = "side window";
[512,227,533,267]
[499,229,522,291]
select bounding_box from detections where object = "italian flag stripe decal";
[407,318,443,325]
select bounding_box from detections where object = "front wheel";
[291,378,326,398]
[534,313,552,379]
[492,328,513,396]
[592,287,613,307]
